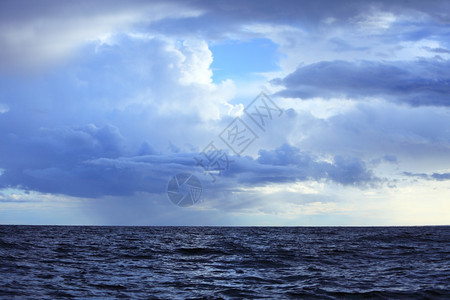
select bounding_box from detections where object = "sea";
[0,226,449,299]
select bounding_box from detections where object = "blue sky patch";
[210,38,280,83]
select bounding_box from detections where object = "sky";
[0,0,449,225]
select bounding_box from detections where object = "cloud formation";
[0,0,203,71]
[227,144,377,186]
[0,139,378,199]
[274,59,450,106]
[404,171,450,181]
[0,0,449,225]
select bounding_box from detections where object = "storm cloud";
[0,0,449,225]
[274,59,450,106]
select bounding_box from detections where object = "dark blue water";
[0,226,449,299]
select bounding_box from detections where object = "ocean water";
[0,226,449,299]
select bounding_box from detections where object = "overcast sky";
[0,0,449,225]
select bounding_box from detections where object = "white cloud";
[0,103,8,114]
[178,39,213,85]
[0,1,203,71]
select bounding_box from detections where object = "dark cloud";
[3,0,449,30]
[151,0,450,37]
[423,46,450,54]
[403,171,450,181]
[0,34,227,200]
[2,0,450,71]
[273,59,450,106]
[431,173,450,180]
[0,152,197,198]
[223,144,378,187]
[0,141,378,198]
[0,0,449,225]
[0,124,126,171]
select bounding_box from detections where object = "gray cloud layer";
[0,0,449,215]
[0,134,378,198]
[404,171,450,181]
[226,144,377,186]
[2,0,450,70]
[274,59,450,106]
